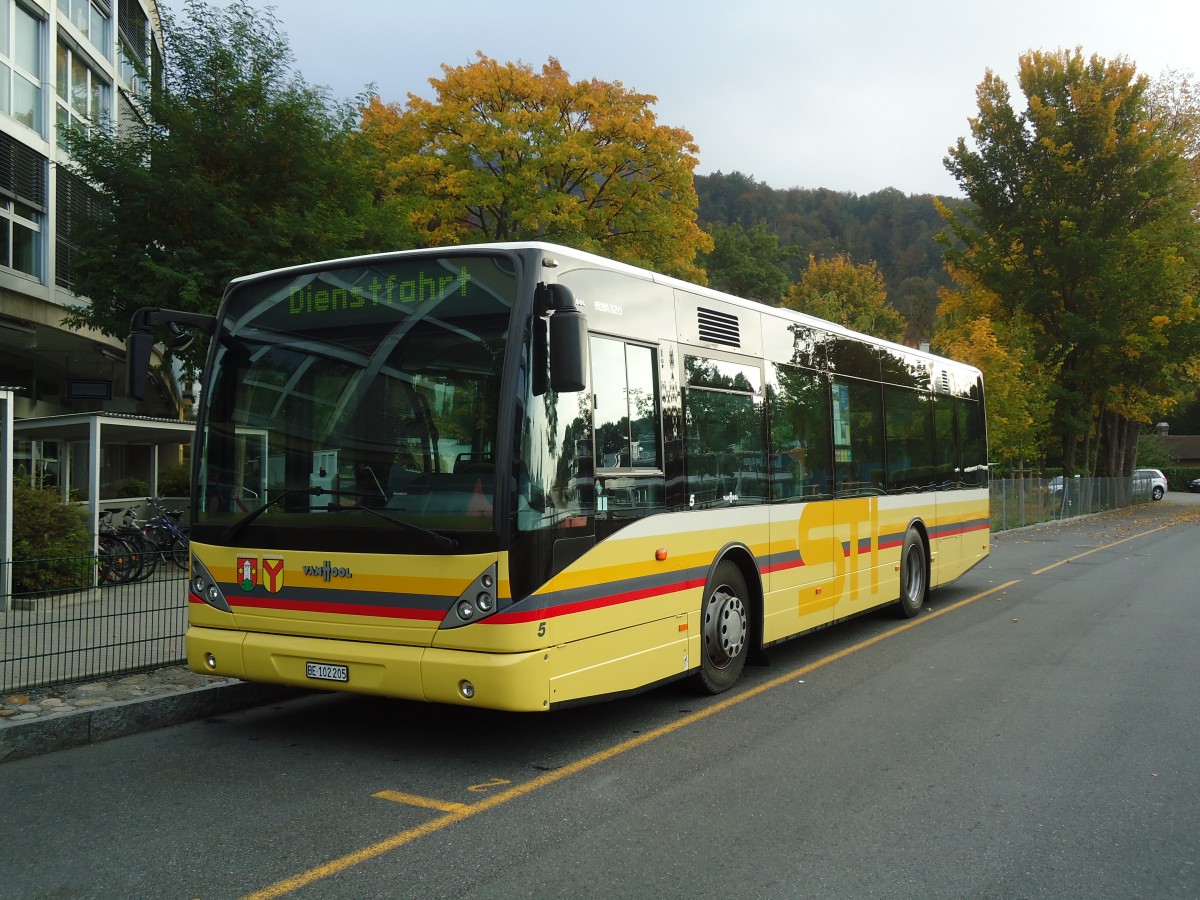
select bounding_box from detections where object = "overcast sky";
[208,1,1199,198]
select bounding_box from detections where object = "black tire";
[697,561,751,694]
[120,528,158,581]
[895,528,929,619]
[1152,486,1164,501]
[98,534,137,584]
[169,535,189,570]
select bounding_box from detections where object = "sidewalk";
[0,665,307,764]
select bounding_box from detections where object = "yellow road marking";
[1031,523,1174,575]
[372,790,470,813]
[242,579,1018,900]
[468,778,512,793]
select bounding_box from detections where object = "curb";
[0,681,308,765]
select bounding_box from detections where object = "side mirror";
[125,328,155,401]
[124,308,217,402]
[543,284,588,393]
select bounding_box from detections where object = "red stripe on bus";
[488,576,707,625]
[760,558,806,574]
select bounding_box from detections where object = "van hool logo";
[302,561,352,582]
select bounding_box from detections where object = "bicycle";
[100,508,157,582]
[139,500,190,571]
[97,518,141,584]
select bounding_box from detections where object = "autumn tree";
[781,253,908,343]
[701,221,793,303]
[62,0,398,370]
[892,276,940,347]
[942,49,1200,474]
[356,54,712,281]
[934,267,1053,467]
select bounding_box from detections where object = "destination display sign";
[224,254,512,335]
[285,265,472,317]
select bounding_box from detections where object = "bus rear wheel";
[895,528,928,619]
[698,561,750,693]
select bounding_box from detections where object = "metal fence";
[990,475,1154,531]
[1,556,187,693]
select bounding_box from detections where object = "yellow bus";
[127,242,989,711]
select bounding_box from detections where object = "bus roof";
[227,241,981,378]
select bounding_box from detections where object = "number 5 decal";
[537,621,546,637]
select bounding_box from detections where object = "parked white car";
[1133,468,1168,500]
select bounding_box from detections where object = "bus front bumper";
[186,626,553,712]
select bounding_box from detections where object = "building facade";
[0,0,179,492]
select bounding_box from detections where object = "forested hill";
[695,170,965,296]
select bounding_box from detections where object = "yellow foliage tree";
[934,266,1054,466]
[781,254,907,343]
[355,53,712,281]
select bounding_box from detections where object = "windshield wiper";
[220,486,320,543]
[219,484,370,543]
[220,485,460,550]
[326,503,459,550]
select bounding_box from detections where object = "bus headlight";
[440,563,502,629]
[189,556,232,613]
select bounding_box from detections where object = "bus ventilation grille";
[697,307,741,348]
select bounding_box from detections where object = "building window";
[56,41,111,149]
[116,0,146,88]
[0,130,47,280]
[0,2,44,134]
[58,0,112,60]
[56,168,96,290]
[0,196,42,277]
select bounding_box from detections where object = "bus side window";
[767,363,832,501]
[832,377,885,496]
[933,393,958,488]
[960,396,986,487]
[591,336,665,533]
[683,356,766,507]
[884,385,934,493]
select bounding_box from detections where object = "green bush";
[101,476,151,499]
[157,463,191,497]
[11,480,94,594]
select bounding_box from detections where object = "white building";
[0,0,183,495]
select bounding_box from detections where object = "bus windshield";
[194,252,518,552]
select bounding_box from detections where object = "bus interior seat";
[454,452,494,475]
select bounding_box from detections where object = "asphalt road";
[3,497,1199,900]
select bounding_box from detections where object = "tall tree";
[781,253,908,343]
[356,53,712,282]
[62,0,398,368]
[942,49,1200,474]
[934,266,1054,467]
[701,221,793,303]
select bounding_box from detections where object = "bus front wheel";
[698,561,750,693]
[895,528,929,619]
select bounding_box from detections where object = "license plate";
[306,662,349,682]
